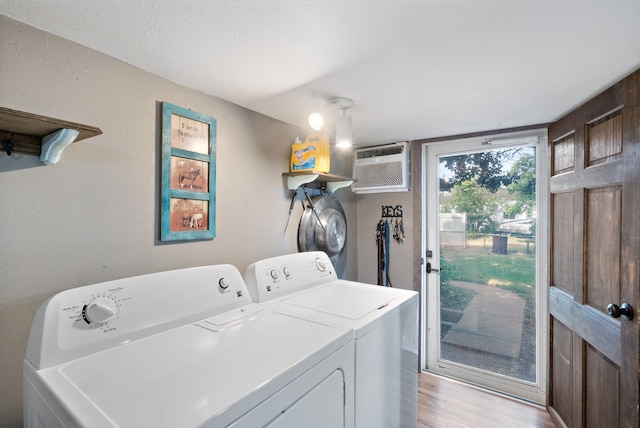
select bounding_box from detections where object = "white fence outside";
[440,213,466,247]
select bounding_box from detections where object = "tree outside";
[441,178,500,235]
[440,147,536,236]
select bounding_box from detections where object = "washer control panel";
[77,292,123,330]
[60,287,132,333]
[244,251,337,302]
[82,296,118,325]
[26,264,252,369]
[314,257,328,272]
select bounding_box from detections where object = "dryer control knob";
[219,277,230,290]
[283,266,292,277]
[270,269,279,280]
[315,258,327,272]
[83,298,117,324]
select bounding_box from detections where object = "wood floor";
[418,372,557,427]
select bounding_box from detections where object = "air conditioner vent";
[356,146,404,159]
[352,142,409,194]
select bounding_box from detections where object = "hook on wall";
[2,133,15,156]
[380,205,405,244]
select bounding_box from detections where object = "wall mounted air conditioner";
[352,141,410,194]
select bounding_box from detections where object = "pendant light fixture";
[328,97,354,148]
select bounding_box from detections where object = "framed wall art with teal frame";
[161,102,216,241]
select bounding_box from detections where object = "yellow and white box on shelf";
[290,134,330,173]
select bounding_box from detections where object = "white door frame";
[419,129,549,403]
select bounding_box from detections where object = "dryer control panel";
[26,264,251,369]
[244,251,337,302]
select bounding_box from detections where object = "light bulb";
[308,113,324,131]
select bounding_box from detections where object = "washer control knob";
[315,258,327,272]
[219,277,230,290]
[270,269,279,280]
[283,266,292,277]
[83,298,117,324]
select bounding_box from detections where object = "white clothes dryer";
[24,264,354,428]
[244,251,419,428]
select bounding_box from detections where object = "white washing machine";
[24,264,355,428]
[244,251,419,428]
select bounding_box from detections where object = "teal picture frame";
[161,102,216,241]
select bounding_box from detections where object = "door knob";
[426,263,439,274]
[607,303,634,320]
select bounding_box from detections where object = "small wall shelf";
[283,171,355,193]
[0,106,102,163]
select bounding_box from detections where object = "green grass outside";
[444,250,535,299]
[441,235,535,303]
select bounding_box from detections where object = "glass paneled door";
[421,133,547,403]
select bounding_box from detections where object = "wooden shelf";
[0,107,102,157]
[283,171,355,193]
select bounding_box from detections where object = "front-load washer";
[24,264,354,428]
[244,251,419,428]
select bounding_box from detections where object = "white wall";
[0,15,356,426]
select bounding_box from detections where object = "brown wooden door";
[548,70,639,427]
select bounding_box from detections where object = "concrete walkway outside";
[442,281,525,358]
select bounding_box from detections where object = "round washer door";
[298,195,347,265]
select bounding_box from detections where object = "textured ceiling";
[2,0,640,146]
